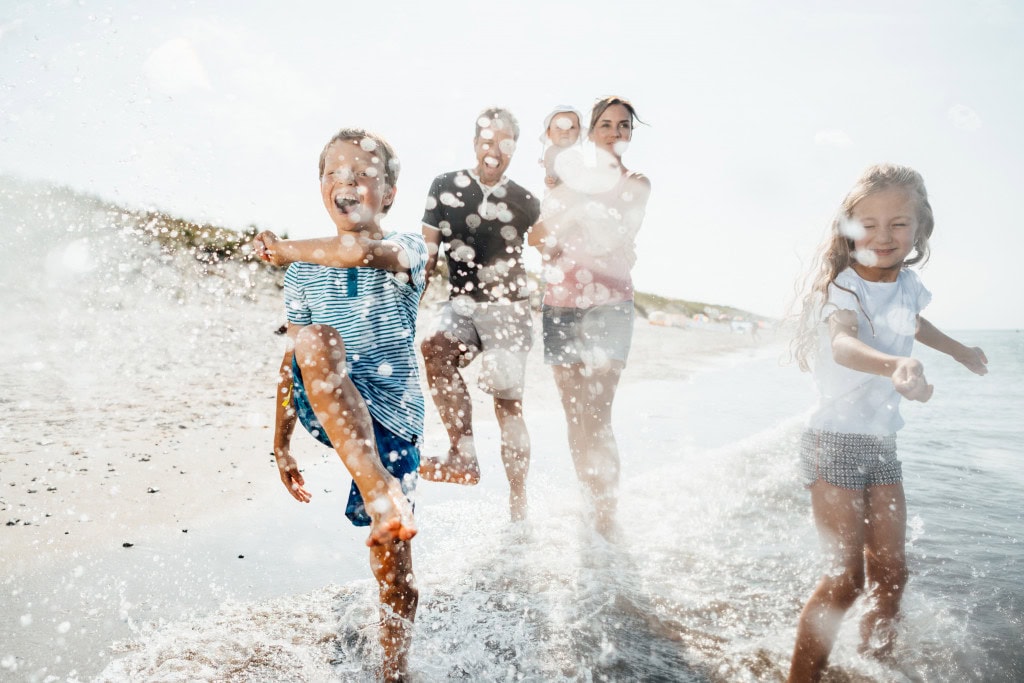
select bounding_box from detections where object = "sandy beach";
[1,248,773,680]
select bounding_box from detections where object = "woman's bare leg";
[552,363,623,536]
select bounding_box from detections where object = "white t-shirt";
[808,267,932,436]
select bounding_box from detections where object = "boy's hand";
[274,450,312,503]
[892,357,933,402]
[254,231,290,267]
[954,346,989,376]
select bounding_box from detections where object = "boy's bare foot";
[365,481,417,546]
[379,609,414,682]
[418,446,480,485]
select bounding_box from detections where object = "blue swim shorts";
[542,302,635,367]
[290,357,419,527]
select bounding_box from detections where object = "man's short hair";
[474,107,520,141]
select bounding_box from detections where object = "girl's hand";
[954,346,989,376]
[892,357,934,402]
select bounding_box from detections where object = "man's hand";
[275,450,311,502]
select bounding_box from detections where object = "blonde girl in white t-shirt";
[787,163,988,682]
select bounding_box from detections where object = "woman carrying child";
[530,96,651,537]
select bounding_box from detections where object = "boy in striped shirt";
[254,127,426,681]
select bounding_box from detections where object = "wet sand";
[1,287,775,679]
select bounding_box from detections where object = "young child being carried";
[787,163,988,682]
[539,104,583,190]
[253,127,427,681]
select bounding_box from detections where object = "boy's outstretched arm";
[254,231,411,275]
[916,316,989,375]
[273,324,311,503]
[828,310,934,402]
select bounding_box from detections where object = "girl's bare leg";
[371,540,417,682]
[860,483,908,660]
[295,325,416,544]
[788,482,868,682]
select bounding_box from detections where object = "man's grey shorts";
[800,429,902,489]
[435,298,533,401]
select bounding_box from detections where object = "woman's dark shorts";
[542,301,635,367]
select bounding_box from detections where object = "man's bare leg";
[371,539,417,681]
[419,331,480,484]
[494,396,530,521]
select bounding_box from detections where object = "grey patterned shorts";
[800,429,902,489]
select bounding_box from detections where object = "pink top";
[541,170,650,309]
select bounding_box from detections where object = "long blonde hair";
[791,163,934,371]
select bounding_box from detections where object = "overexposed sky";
[2,0,1021,328]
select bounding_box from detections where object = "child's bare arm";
[916,316,989,376]
[254,231,411,274]
[273,325,311,503]
[421,224,442,276]
[829,310,934,402]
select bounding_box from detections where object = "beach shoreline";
[1,290,777,680]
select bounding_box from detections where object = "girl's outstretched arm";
[916,316,989,375]
[828,310,934,402]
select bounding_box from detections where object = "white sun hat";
[539,105,584,144]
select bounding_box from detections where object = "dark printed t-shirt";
[421,170,540,303]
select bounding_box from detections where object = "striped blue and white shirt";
[283,231,427,441]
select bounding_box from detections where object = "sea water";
[81,331,1021,682]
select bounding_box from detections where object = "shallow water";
[2,178,1020,681]
[64,341,1024,682]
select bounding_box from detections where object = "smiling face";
[847,186,919,282]
[473,128,516,185]
[546,112,581,148]
[319,138,395,231]
[589,103,633,159]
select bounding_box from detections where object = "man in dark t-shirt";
[420,107,541,522]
